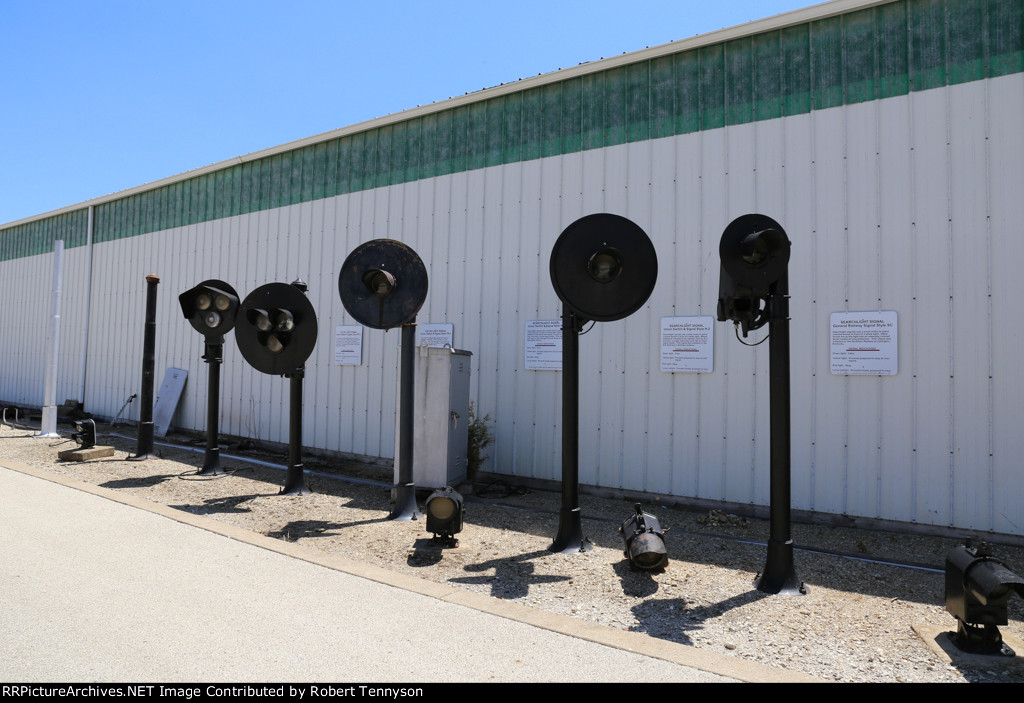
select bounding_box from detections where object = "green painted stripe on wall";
[0,209,89,259]
[2,0,1021,262]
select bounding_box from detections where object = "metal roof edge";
[1,0,893,230]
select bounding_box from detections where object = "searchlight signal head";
[179,280,240,340]
[549,214,657,323]
[717,214,790,337]
[339,239,428,330]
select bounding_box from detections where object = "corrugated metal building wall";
[2,0,1022,535]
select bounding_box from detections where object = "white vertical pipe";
[36,239,64,438]
[78,205,95,404]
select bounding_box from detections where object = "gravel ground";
[3,416,1023,683]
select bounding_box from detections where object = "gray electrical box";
[394,346,472,489]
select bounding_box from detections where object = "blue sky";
[1,0,815,226]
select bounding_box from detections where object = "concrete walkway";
[0,461,815,682]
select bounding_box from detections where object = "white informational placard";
[525,319,562,370]
[830,311,898,375]
[334,325,363,366]
[660,316,715,373]
[416,323,454,348]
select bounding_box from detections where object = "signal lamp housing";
[619,503,668,570]
[363,269,397,298]
[236,283,318,377]
[339,239,428,330]
[425,487,464,547]
[945,541,1024,656]
[179,280,240,339]
[71,419,97,450]
[716,215,790,337]
[246,308,296,354]
[549,213,657,323]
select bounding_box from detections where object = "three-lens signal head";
[236,282,318,376]
[179,280,240,339]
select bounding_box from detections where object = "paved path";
[0,461,815,682]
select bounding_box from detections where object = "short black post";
[280,368,311,495]
[756,272,805,595]
[390,319,420,520]
[130,273,159,460]
[550,309,590,553]
[197,339,225,475]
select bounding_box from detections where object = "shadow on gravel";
[451,549,571,599]
[327,513,394,530]
[612,559,662,598]
[263,513,397,540]
[266,519,349,541]
[407,541,445,567]
[629,589,771,645]
[169,493,261,515]
[99,473,175,489]
[328,491,393,513]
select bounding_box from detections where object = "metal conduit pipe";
[108,432,389,488]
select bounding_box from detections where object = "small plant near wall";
[467,402,494,480]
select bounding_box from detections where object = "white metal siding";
[2,74,1021,535]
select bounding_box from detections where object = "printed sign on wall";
[334,325,363,366]
[830,311,898,375]
[416,323,454,348]
[525,320,562,370]
[660,316,714,373]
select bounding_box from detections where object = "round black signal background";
[180,279,239,336]
[338,239,428,330]
[236,282,318,375]
[719,214,790,289]
[549,214,658,322]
